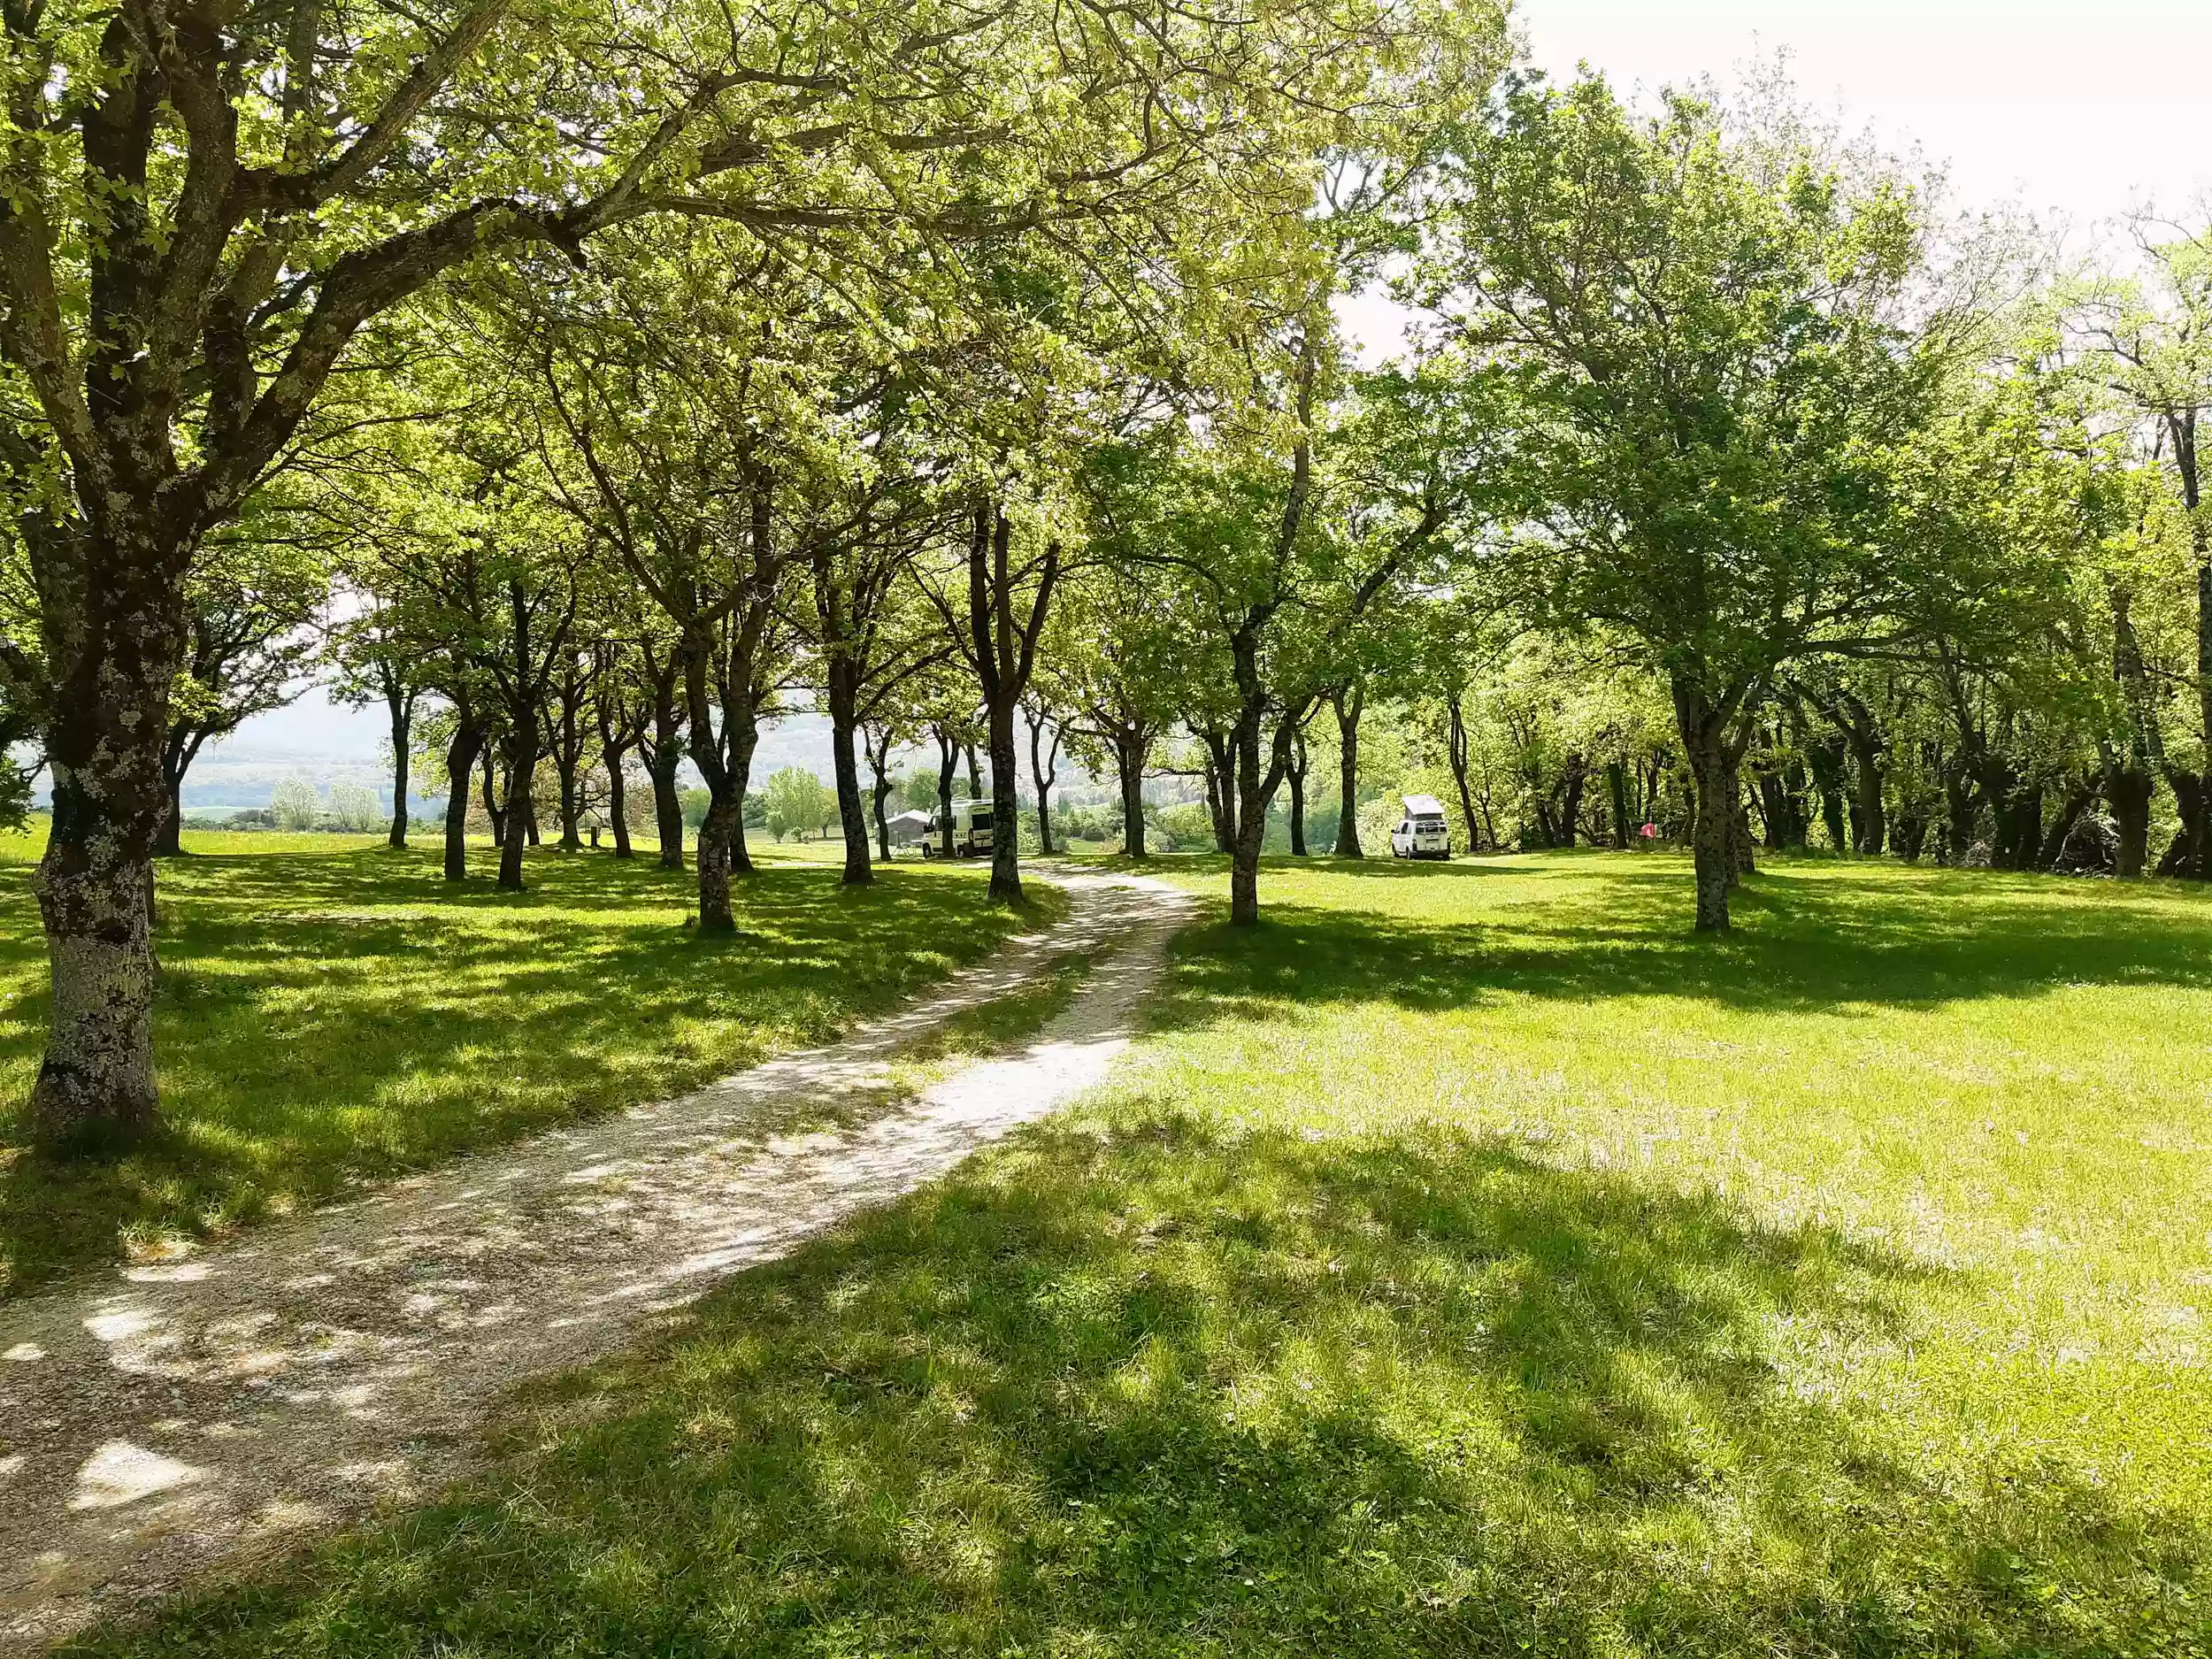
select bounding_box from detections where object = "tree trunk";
[2039,780,2095,870]
[1204,731,1239,854]
[987,698,1023,902]
[1029,718,1057,856]
[1117,734,1148,857]
[1447,695,1482,854]
[29,561,180,1146]
[1228,703,1302,928]
[1939,750,1979,865]
[1230,802,1264,923]
[1989,774,2040,871]
[1286,730,1309,856]
[1807,737,1848,852]
[557,759,580,852]
[1725,744,1756,882]
[1607,761,1629,850]
[1332,684,1363,856]
[605,748,633,858]
[2108,761,2154,879]
[482,751,507,850]
[154,725,207,858]
[1558,752,1586,847]
[696,795,736,931]
[645,669,687,871]
[828,668,872,887]
[2157,772,2206,877]
[649,743,684,871]
[937,730,958,858]
[30,842,161,1148]
[442,721,484,881]
[1848,737,1886,856]
[498,733,538,891]
[1671,677,1736,932]
[387,695,412,851]
[2181,411,2210,879]
[728,711,760,879]
[156,774,185,858]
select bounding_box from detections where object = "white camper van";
[1389,794,1452,861]
[924,798,996,858]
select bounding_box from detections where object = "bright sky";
[1519,0,2210,235]
[1338,0,2210,359]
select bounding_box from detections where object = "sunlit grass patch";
[70,849,2212,1656]
[0,826,1058,1295]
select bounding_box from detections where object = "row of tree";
[2,0,2208,1152]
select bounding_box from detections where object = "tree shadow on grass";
[68,1112,2206,1656]
[1139,860,2212,1024]
[0,846,1051,1296]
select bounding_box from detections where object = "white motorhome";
[1389,794,1452,861]
[923,798,996,858]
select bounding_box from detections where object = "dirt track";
[0,869,1191,1654]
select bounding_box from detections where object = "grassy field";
[0,822,1057,1297]
[63,849,2212,1657]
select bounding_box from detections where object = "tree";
[927,502,1061,902]
[1048,567,1186,857]
[330,782,384,832]
[589,638,653,860]
[1421,76,1950,929]
[1,0,1427,1145]
[330,597,425,851]
[764,767,830,844]
[272,778,320,830]
[2066,216,2212,873]
[1024,697,1063,856]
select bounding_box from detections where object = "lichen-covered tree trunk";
[695,795,738,932]
[28,519,189,1148]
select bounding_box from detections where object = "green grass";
[58,850,2212,1656]
[0,820,1059,1297]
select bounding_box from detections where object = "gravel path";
[0,868,1192,1655]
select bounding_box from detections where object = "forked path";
[0,869,1192,1655]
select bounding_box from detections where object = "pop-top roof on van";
[1402,794,1447,818]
